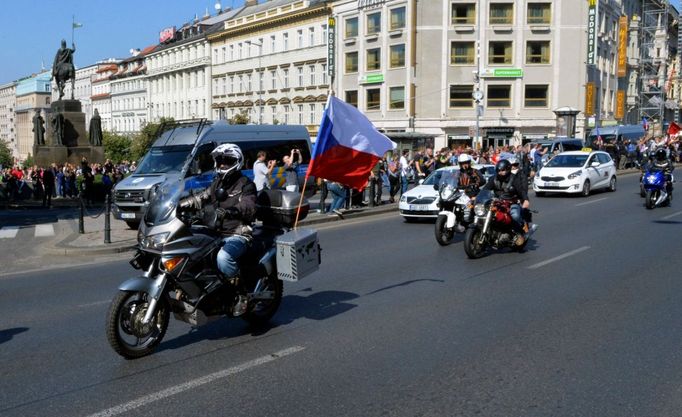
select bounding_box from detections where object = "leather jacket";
[208,173,257,237]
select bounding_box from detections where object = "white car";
[533,150,617,196]
[399,165,493,221]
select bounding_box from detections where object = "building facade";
[209,0,331,135]
[91,61,119,132]
[0,81,17,159]
[15,72,52,159]
[333,0,645,150]
[110,47,155,135]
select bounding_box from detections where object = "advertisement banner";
[585,82,596,116]
[587,0,598,66]
[615,90,626,120]
[159,27,176,43]
[617,16,628,78]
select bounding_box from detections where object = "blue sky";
[0,0,245,84]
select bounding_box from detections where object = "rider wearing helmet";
[649,147,674,197]
[483,159,531,245]
[457,153,484,190]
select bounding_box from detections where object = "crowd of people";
[0,158,137,207]
[591,135,680,169]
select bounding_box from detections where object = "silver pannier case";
[256,190,310,228]
[275,228,320,282]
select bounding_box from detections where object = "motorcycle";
[463,189,535,259]
[106,180,319,359]
[642,169,672,209]
[433,171,477,245]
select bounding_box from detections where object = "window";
[490,3,514,24]
[322,64,328,84]
[451,41,475,65]
[213,49,218,63]
[297,104,303,124]
[524,85,548,107]
[298,29,304,48]
[390,7,406,30]
[283,33,289,50]
[297,66,304,87]
[247,73,252,91]
[367,12,381,35]
[239,75,243,93]
[366,88,381,110]
[487,85,511,107]
[222,47,227,63]
[449,85,474,108]
[229,76,234,93]
[452,3,476,24]
[283,68,289,88]
[346,51,359,73]
[345,17,358,38]
[346,90,358,107]
[488,41,513,64]
[389,86,405,109]
[526,40,551,64]
[309,65,316,85]
[284,105,290,124]
[309,27,315,45]
[271,70,277,89]
[322,24,328,43]
[309,104,316,124]
[238,43,243,59]
[528,3,551,24]
[390,44,405,68]
[259,71,264,91]
[367,48,381,70]
[229,45,234,60]
[271,35,276,52]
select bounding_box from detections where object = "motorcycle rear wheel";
[645,190,656,210]
[464,228,485,259]
[106,290,169,360]
[434,215,455,246]
[242,273,283,327]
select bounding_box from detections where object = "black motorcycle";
[106,180,319,359]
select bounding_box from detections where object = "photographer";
[253,150,276,192]
[283,148,302,192]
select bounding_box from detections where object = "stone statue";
[89,109,103,146]
[32,111,46,145]
[51,112,64,146]
[52,39,76,100]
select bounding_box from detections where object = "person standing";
[415,147,435,179]
[283,148,302,192]
[399,149,411,195]
[42,165,55,208]
[253,150,276,192]
[387,155,400,203]
[317,177,328,213]
[327,181,347,217]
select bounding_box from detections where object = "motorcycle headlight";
[140,232,170,250]
[474,203,486,217]
[567,170,583,180]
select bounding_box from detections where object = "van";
[113,120,313,228]
[585,124,645,148]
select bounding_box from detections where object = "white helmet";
[211,143,244,176]
[458,153,472,164]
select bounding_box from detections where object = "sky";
[0,0,246,84]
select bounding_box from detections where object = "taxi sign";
[581,147,593,153]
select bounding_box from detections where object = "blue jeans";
[216,235,249,277]
[327,183,347,212]
[510,204,524,232]
[400,175,409,195]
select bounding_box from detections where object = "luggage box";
[275,228,320,281]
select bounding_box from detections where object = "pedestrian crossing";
[0,224,55,239]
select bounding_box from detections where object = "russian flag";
[306,96,396,190]
[643,117,649,131]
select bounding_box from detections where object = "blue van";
[586,124,645,148]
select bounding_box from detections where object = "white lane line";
[85,346,305,417]
[34,224,55,237]
[0,226,20,239]
[661,210,682,221]
[76,300,110,308]
[575,197,607,207]
[527,246,591,270]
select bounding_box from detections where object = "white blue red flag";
[307,96,396,189]
[642,117,649,131]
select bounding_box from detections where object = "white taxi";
[533,150,617,196]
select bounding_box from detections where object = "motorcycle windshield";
[474,189,494,204]
[438,171,460,200]
[144,179,183,225]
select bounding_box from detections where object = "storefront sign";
[360,73,384,84]
[159,26,176,43]
[617,15,628,78]
[587,0,598,66]
[327,17,336,78]
[480,68,523,78]
[585,82,595,116]
[615,90,626,120]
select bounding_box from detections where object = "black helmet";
[655,148,667,162]
[495,159,512,179]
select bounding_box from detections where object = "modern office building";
[14,72,52,159]
[0,81,17,159]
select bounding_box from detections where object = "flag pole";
[72,15,75,45]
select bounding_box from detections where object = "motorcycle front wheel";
[464,228,486,259]
[106,291,169,360]
[645,190,656,210]
[242,273,283,327]
[434,215,455,246]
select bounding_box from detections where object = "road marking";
[0,226,20,239]
[661,210,682,220]
[527,246,591,270]
[85,346,305,417]
[34,224,55,237]
[76,300,110,308]
[575,197,607,207]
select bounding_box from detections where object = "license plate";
[121,213,136,219]
[409,204,430,211]
[544,182,559,187]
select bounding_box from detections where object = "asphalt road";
[3,172,682,417]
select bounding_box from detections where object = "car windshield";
[135,145,194,175]
[545,154,588,168]
[423,169,457,185]
[143,180,183,225]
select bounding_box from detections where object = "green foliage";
[24,153,34,168]
[0,140,13,169]
[103,131,133,163]
[229,111,251,125]
[131,117,175,161]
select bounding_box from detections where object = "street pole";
[259,45,263,124]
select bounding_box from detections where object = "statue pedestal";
[34,145,67,166]
[48,100,89,147]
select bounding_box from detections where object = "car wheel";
[608,176,617,192]
[581,180,591,197]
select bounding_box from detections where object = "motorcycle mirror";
[215,188,228,202]
[433,184,439,191]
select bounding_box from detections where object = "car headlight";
[474,203,486,217]
[140,232,170,250]
[400,195,407,202]
[567,170,583,180]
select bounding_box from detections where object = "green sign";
[361,73,384,84]
[493,68,523,77]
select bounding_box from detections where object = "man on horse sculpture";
[52,39,76,100]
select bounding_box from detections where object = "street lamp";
[246,40,263,124]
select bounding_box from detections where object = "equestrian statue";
[52,39,76,100]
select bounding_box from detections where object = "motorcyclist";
[456,153,484,191]
[646,148,675,198]
[483,159,531,246]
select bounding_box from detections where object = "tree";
[0,140,12,169]
[103,132,133,162]
[131,117,174,161]
[229,110,251,125]
[24,153,34,168]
